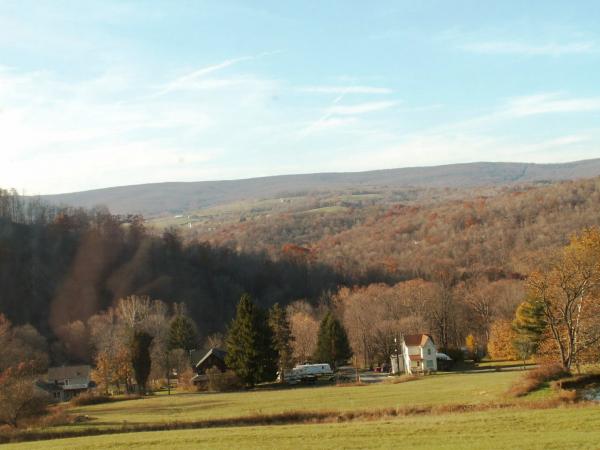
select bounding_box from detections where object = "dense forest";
[3,177,600,367]
[199,177,600,279]
[0,189,372,362]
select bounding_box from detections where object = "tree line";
[0,189,365,366]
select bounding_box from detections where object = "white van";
[284,363,334,384]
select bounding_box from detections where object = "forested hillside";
[0,190,364,356]
[4,176,600,367]
[42,159,600,216]
[180,177,600,365]
[198,177,600,277]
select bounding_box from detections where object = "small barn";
[192,348,228,384]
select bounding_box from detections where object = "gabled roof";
[47,365,91,382]
[409,355,423,361]
[404,334,434,347]
[195,348,227,368]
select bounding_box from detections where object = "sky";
[1,1,600,194]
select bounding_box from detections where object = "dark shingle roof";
[195,348,227,368]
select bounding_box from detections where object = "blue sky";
[1,1,600,194]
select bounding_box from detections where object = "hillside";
[195,176,600,278]
[42,159,600,217]
[4,172,600,365]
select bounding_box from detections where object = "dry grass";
[69,393,113,407]
[508,364,569,397]
[1,395,587,445]
[9,405,600,450]
[384,374,420,384]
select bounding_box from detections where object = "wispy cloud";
[460,40,596,56]
[299,85,393,95]
[153,51,280,97]
[306,117,358,132]
[329,101,397,115]
[299,98,397,137]
[0,62,281,193]
[504,93,600,116]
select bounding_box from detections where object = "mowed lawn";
[7,405,600,450]
[67,371,518,427]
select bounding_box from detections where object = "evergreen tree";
[131,331,153,394]
[225,294,277,387]
[268,303,294,382]
[168,315,198,352]
[313,312,352,369]
[512,296,546,354]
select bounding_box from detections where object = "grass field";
[67,371,518,428]
[5,370,599,449]
[6,405,600,449]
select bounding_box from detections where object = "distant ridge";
[42,159,600,216]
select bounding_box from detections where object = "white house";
[391,334,437,374]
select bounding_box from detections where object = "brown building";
[192,348,228,384]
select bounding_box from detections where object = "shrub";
[508,364,570,397]
[178,367,198,392]
[441,348,464,362]
[524,364,569,383]
[206,368,242,392]
[557,389,577,403]
[34,407,77,428]
[0,368,50,427]
[69,392,113,406]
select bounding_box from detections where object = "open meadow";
[5,370,600,449]
[5,396,600,449]
[67,371,520,427]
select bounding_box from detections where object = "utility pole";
[394,336,400,376]
[166,351,171,395]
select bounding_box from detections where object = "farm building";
[390,334,438,375]
[191,348,228,384]
[36,365,94,402]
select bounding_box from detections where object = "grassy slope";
[7,406,600,450]
[9,371,598,449]
[67,372,517,427]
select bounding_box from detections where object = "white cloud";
[306,117,358,133]
[299,85,393,94]
[153,51,281,97]
[0,63,282,194]
[329,101,397,115]
[326,131,598,174]
[504,93,600,116]
[153,56,255,97]
[460,40,596,56]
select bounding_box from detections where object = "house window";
[416,361,420,367]
[427,348,431,355]
[426,360,434,369]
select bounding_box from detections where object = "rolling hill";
[42,158,600,216]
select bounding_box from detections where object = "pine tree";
[168,315,198,352]
[225,294,278,387]
[512,297,546,354]
[313,312,352,369]
[131,331,153,394]
[268,303,294,382]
